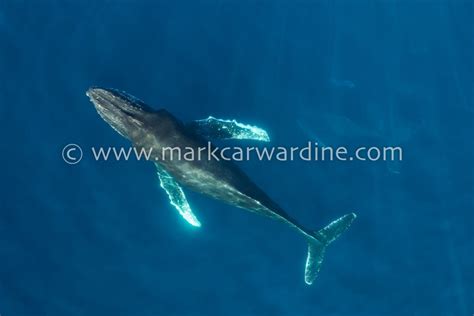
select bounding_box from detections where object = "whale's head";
[87,87,156,140]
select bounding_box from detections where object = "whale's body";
[87,87,356,284]
[139,110,310,235]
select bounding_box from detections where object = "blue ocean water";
[1,1,473,315]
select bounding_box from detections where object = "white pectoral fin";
[187,116,270,142]
[155,164,201,227]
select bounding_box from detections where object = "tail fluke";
[304,213,357,285]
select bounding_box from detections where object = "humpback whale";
[87,87,356,285]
